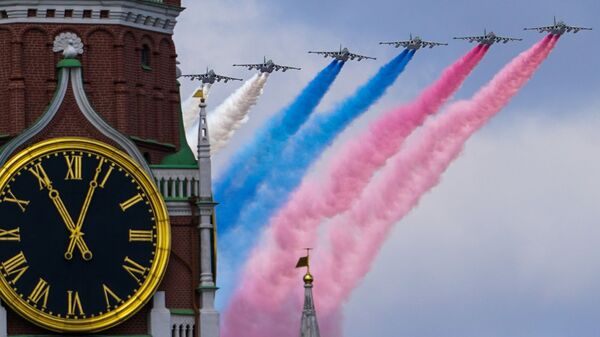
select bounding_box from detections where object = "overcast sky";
[174,1,599,336]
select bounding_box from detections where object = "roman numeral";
[2,251,28,283]
[0,227,20,241]
[102,284,122,310]
[3,190,30,213]
[65,155,83,180]
[129,229,153,242]
[99,164,114,189]
[28,163,52,190]
[67,290,84,316]
[120,194,143,212]
[28,278,50,308]
[122,256,148,284]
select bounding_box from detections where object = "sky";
[174,1,599,336]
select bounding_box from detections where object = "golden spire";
[296,248,314,285]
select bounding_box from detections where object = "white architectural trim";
[166,201,192,216]
[148,292,171,337]
[0,0,182,34]
[171,313,195,337]
[0,66,69,166]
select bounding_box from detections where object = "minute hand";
[65,159,106,260]
[48,188,92,260]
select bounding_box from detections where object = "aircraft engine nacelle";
[282,69,287,72]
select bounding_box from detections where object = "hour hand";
[47,187,93,260]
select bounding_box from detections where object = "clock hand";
[65,159,105,260]
[47,188,93,260]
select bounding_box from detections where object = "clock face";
[0,138,170,332]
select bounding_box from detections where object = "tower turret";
[297,250,321,337]
[195,90,220,337]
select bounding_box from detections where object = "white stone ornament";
[52,32,84,59]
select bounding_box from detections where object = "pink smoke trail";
[315,35,558,336]
[223,46,488,337]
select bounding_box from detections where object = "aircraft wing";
[495,36,522,43]
[421,40,448,48]
[214,74,243,83]
[348,52,376,61]
[308,51,339,58]
[272,64,301,72]
[453,35,483,43]
[379,41,410,48]
[567,25,592,33]
[523,25,553,32]
[182,74,209,81]
[233,63,262,71]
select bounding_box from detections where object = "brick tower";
[0,1,219,337]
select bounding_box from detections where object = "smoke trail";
[222,49,414,336]
[223,36,557,337]
[185,73,270,155]
[313,35,558,337]
[215,60,343,232]
[219,51,413,306]
[230,50,414,236]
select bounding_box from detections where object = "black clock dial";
[0,139,169,331]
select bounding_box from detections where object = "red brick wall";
[2,20,199,336]
[160,216,198,310]
[0,23,181,164]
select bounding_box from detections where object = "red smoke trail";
[315,35,558,336]
[223,45,488,337]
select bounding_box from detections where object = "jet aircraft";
[453,29,522,45]
[524,17,592,35]
[308,45,376,62]
[182,68,242,84]
[380,34,447,50]
[233,57,301,73]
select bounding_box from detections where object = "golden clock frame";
[0,137,171,333]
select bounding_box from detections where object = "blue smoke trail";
[217,50,415,308]
[215,60,343,233]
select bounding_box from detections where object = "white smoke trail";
[185,73,269,156]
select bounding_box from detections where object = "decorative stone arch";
[18,25,50,44]
[84,26,116,41]
[21,27,54,126]
[118,29,138,47]
[140,33,158,51]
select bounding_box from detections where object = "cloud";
[342,106,600,337]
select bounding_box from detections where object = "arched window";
[141,44,151,70]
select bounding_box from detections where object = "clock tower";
[0,1,220,337]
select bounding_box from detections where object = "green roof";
[159,82,197,167]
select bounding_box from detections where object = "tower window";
[46,9,55,18]
[0,11,7,19]
[64,9,73,18]
[27,9,37,17]
[141,44,152,70]
[82,10,92,18]
[100,10,110,19]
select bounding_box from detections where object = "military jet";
[233,57,301,73]
[182,68,242,84]
[453,29,522,45]
[308,45,376,62]
[380,34,448,50]
[524,17,592,35]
